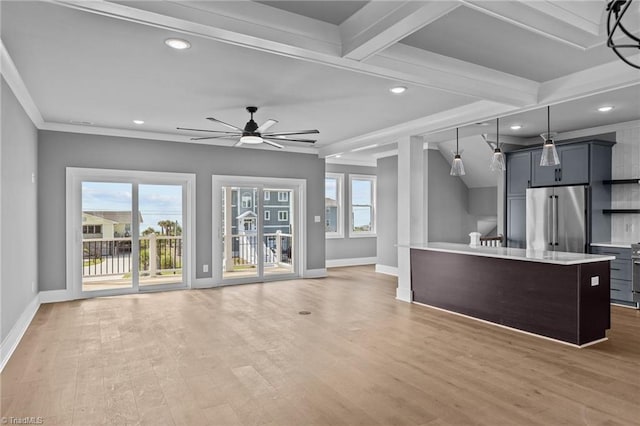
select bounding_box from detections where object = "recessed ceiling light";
[335,154,342,158]
[69,120,93,126]
[133,120,144,125]
[164,38,191,50]
[597,106,614,112]
[510,124,523,130]
[390,86,407,94]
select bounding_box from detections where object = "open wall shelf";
[603,179,640,185]
[603,209,640,214]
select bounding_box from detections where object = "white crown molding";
[325,157,377,168]
[555,119,640,142]
[0,39,44,127]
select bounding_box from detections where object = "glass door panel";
[263,189,294,277]
[81,182,133,292]
[138,184,184,287]
[221,186,259,280]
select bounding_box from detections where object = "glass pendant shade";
[450,155,466,176]
[490,149,506,171]
[539,132,560,166]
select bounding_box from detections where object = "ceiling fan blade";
[264,137,316,144]
[262,139,284,149]
[256,119,278,133]
[263,130,319,137]
[206,117,244,132]
[177,127,241,135]
[190,134,239,141]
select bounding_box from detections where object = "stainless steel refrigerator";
[526,185,587,253]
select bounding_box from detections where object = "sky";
[82,182,182,232]
[325,177,373,228]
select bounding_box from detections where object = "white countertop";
[590,242,636,249]
[407,242,615,265]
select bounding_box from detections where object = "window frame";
[277,210,289,222]
[277,191,289,202]
[324,173,344,239]
[264,192,270,201]
[348,174,376,238]
[264,210,270,221]
[241,193,252,209]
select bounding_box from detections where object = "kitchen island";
[410,243,615,347]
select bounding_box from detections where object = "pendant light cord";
[456,128,459,154]
[547,105,550,142]
[496,117,499,150]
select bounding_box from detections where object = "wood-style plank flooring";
[2,266,639,425]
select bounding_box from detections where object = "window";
[264,210,270,221]
[325,173,343,238]
[82,225,102,235]
[278,211,289,222]
[278,191,289,202]
[264,191,270,201]
[241,193,252,208]
[349,175,376,237]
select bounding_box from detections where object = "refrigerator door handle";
[553,195,559,246]
[548,195,554,246]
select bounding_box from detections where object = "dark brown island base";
[410,243,615,347]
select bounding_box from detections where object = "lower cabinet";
[590,245,633,303]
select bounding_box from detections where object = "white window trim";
[264,210,270,221]
[348,174,376,238]
[241,194,252,209]
[278,210,289,222]
[278,191,289,202]
[264,192,270,201]
[325,173,344,239]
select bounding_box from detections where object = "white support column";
[396,135,425,302]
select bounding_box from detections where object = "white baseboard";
[396,287,413,303]
[1,295,40,372]
[304,268,328,278]
[39,288,74,304]
[375,264,398,276]
[326,257,377,268]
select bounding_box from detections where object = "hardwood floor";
[2,265,639,425]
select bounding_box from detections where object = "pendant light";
[540,105,560,167]
[450,128,465,176]
[489,117,506,171]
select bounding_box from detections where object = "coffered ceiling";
[1,1,638,164]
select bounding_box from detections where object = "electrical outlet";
[314,215,321,223]
[203,264,209,273]
[591,276,599,287]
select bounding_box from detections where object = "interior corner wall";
[1,77,39,342]
[325,163,377,261]
[37,131,326,291]
[427,149,471,244]
[612,125,640,241]
[376,156,398,268]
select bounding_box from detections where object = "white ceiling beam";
[515,0,603,36]
[461,0,603,50]
[538,56,640,105]
[319,100,517,157]
[367,44,539,107]
[340,1,461,61]
[51,0,537,107]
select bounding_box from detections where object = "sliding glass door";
[213,177,303,285]
[68,169,194,298]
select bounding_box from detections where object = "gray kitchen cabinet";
[506,151,531,197]
[506,196,526,248]
[590,245,633,303]
[531,143,589,187]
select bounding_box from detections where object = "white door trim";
[212,175,306,286]
[66,167,196,298]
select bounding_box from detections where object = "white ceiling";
[1,0,638,164]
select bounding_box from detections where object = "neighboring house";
[82,211,143,239]
[325,197,337,233]
[231,190,292,234]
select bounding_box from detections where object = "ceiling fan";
[177,106,319,149]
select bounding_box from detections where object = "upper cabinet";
[531,143,590,187]
[506,151,531,197]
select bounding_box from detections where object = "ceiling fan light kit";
[177,106,319,149]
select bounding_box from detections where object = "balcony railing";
[224,231,292,271]
[83,235,182,277]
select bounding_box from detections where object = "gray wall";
[38,131,326,291]
[468,187,498,216]
[376,156,398,268]
[1,78,38,341]
[427,150,472,244]
[325,163,377,261]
